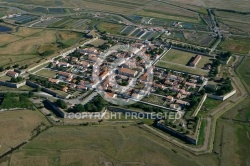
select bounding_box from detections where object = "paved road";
[81,91,98,105]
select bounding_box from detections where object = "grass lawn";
[236,56,250,93]
[200,98,222,116]
[218,37,250,54]
[161,49,194,65]
[156,61,208,76]
[0,85,34,91]
[53,89,69,98]
[142,94,165,106]
[89,39,107,47]
[97,22,125,34]
[197,118,206,145]
[36,69,57,78]
[0,75,11,82]
[196,56,213,69]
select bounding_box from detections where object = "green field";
[156,61,208,76]
[161,49,194,65]
[7,126,206,166]
[236,56,250,92]
[97,22,125,34]
[213,118,250,166]
[88,39,107,47]
[219,37,250,54]
[196,56,213,69]
[36,69,57,78]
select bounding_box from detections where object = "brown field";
[0,110,49,155]
[5,125,219,166]
[13,27,43,37]
[0,34,21,46]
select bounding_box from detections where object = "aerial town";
[0,0,249,165]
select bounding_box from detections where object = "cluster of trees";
[216,78,233,95]
[56,99,67,109]
[171,43,210,53]
[146,48,164,56]
[69,95,108,113]
[10,77,24,83]
[68,50,82,59]
[29,75,63,90]
[0,93,34,109]
[0,65,28,72]
[208,59,221,77]
[38,50,55,57]
[218,51,232,60]
[188,94,202,110]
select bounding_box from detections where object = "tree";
[28,92,34,98]
[75,104,85,112]
[56,99,67,109]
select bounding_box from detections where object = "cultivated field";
[218,37,250,54]
[6,125,218,166]
[0,26,84,67]
[97,22,124,34]
[0,110,49,155]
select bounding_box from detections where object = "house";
[100,71,109,80]
[165,80,174,86]
[6,71,19,78]
[166,96,174,102]
[104,92,117,98]
[69,83,76,89]
[49,78,59,84]
[119,68,138,77]
[80,47,98,54]
[180,89,191,96]
[80,60,90,68]
[62,86,68,92]
[131,93,140,99]
[58,71,73,79]
[57,62,69,68]
[176,100,189,106]
[185,82,196,88]
[72,57,79,63]
[154,83,166,89]
[88,54,98,62]
[176,93,182,99]
[189,55,201,67]
[77,85,87,91]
